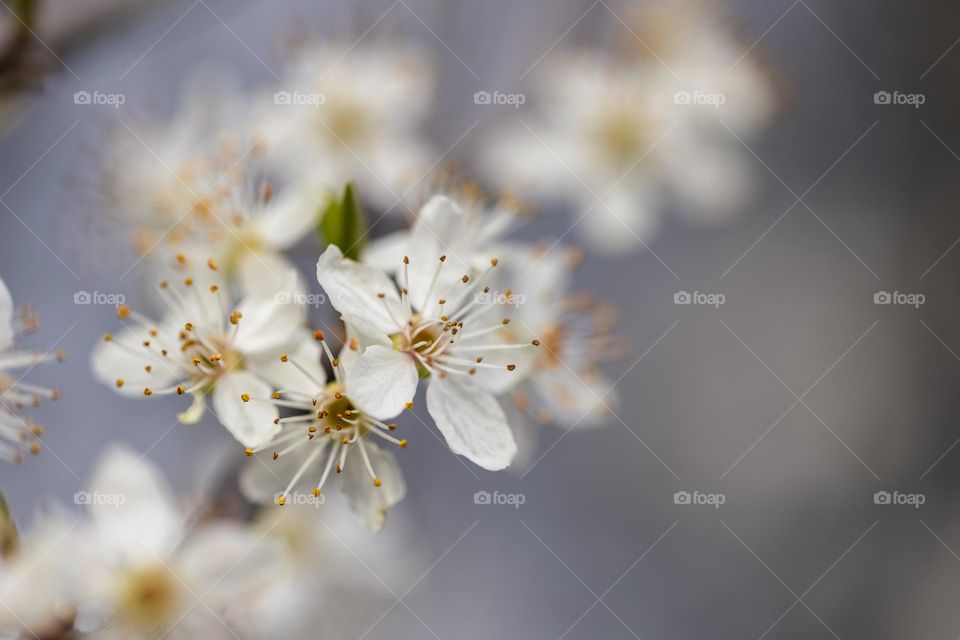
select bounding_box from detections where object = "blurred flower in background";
[480,0,776,253]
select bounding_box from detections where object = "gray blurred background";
[0,0,958,637]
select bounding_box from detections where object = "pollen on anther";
[117,305,131,319]
[532,339,541,346]
[312,488,321,497]
[491,258,498,266]
[276,495,286,506]
[399,439,408,448]
[244,448,253,457]
[241,393,250,402]
[403,256,410,264]
[115,379,124,388]
[271,392,281,400]
[313,329,325,341]
[404,401,413,410]
[280,354,288,362]
[373,478,382,487]
[184,277,193,287]
[103,333,112,342]
[230,311,242,325]
[507,364,517,371]
[176,386,185,395]
[462,275,470,283]
[207,258,219,271]
[143,388,153,396]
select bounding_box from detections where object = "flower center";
[119,564,181,631]
[390,315,448,378]
[594,108,648,170]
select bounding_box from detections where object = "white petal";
[345,346,418,420]
[362,230,410,271]
[90,326,179,396]
[232,274,306,356]
[316,245,403,335]
[249,337,325,396]
[426,376,517,470]
[212,372,280,448]
[0,276,12,351]
[238,445,317,504]
[340,442,405,531]
[235,250,305,299]
[86,445,183,560]
[252,182,326,250]
[343,314,392,349]
[176,523,281,600]
[532,368,618,429]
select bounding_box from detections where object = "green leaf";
[319,182,367,261]
[0,490,18,559]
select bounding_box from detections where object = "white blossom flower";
[238,330,407,530]
[622,0,777,134]
[263,42,436,210]
[0,512,82,639]
[497,246,623,429]
[481,49,760,254]
[0,276,62,463]
[74,446,281,639]
[90,266,319,448]
[315,230,539,470]
[95,67,322,296]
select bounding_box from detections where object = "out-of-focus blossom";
[95,67,323,296]
[90,266,319,448]
[0,276,62,464]
[73,446,281,639]
[316,226,539,470]
[0,511,82,639]
[481,2,775,254]
[263,42,437,211]
[622,0,777,134]
[496,245,623,429]
[238,331,407,530]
